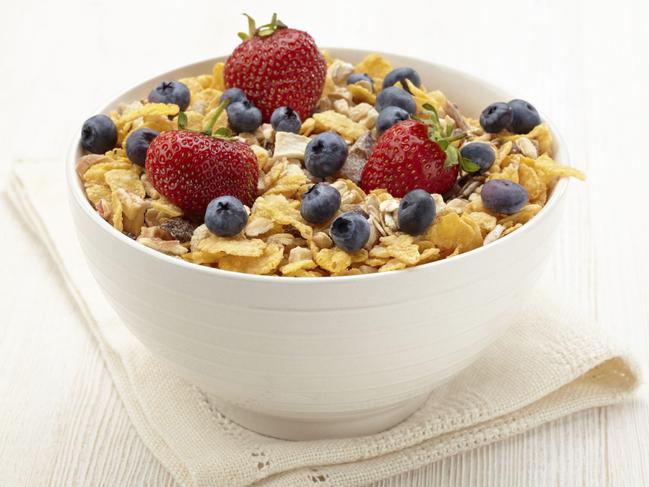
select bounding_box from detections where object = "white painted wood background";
[1,0,648,485]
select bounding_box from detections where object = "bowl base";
[207,393,430,440]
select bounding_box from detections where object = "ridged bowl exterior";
[67,49,569,439]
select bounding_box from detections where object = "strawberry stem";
[203,99,229,135]
[237,12,286,41]
[418,103,470,169]
[238,13,257,40]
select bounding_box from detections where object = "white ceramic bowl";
[67,49,569,440]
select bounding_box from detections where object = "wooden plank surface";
[0,0,648,485]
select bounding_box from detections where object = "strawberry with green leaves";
[224,14,327,122]
[360,104,479,196]
[145,102,259,214]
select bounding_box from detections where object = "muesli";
[77,14,584,277]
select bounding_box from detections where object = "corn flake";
[347,84,376,104]
[105,168,145,198]
[313,111,366,141]
[466,211,497,234]
[83,161,132,185]
[300,117,316,136]
[182,251,221,265]
[518,163,546,204]
[379,235,420,265]
[379,259,407,273]
[404,80,447,116]
[218,243,284,275]
[315,248,352,273]
[426,212,483,253]
[418,247,441,264]
[84,183,112,206]
[354,54,392,88]
[533,154,586,185]
[499,204,542,226]
[280,259,318,275]
[119,103,179,123]
[197,234,266,257]
[252,194,313,239]
[212,62,225,90]
[110,190,123,231]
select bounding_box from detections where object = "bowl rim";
[67,48,570,285]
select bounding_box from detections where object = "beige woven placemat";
[7,160,639,487]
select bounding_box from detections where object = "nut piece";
[141,173,160,199]
[272,132,311,160]
[245,216,274,237]
[444,100,469,132]
[312,231,333,249]
[333,98,350,117]
[338,131,375,183]
[515,137,539,159]
[115,188,150,236]
[95,198,112,222]
[483,224,505,245]
[137,236,188,255]
[328,60,354,85]
[446,198,468,214]
[288,246,313,263]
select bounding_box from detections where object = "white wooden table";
[1,0,648,485]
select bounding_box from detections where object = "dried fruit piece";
[159,218,196,242]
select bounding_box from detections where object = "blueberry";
[81,114,117,154]
[204,196,248,237]
[270,106,301,133]
[479,102,513,134]
[507,99,541,134]
[398,189,436,235]
[481,179,529,215]
[148,81,190,111]
[459,142,496,173]
[382,67,421,92]
[300,183,341,225]
[220,87,247,105]
[304,131,348,178]
[347,73,374,91]
[227,100,262,133]
[330,212,370,252]
[375,86,416,114]
[219,88,248,103]
[376,106,410,135]
[125,128,159,166]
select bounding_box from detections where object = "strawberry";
[145,129,258,215]
[361,120,460,196]
[224,14,326,122]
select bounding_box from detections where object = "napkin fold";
[7,160,639,487]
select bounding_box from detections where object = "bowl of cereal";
[68,16,583,440]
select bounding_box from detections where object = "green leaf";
[242,13,257,38]
[461,157,481,173]
[444,146,459,169]
[203,98,230,134]
[237,32,249,41]
[177,112,188,129]
[213,127,233,138]
[422,103,436,113]
[445,123,453,137]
